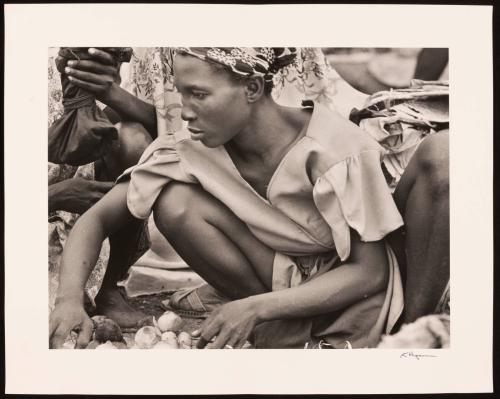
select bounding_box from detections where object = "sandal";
[162,283,231,319]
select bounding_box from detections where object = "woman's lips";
[188,127,204,140]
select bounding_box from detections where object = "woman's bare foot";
[93,287,149,329]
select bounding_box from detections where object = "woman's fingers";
[195,336,208,348]
[88,48,116,66]
[50,323,71,349]
[67,76,104,93]
[224,336,242,349]
[226,326,251,349]
[55,55,68,70]
[196,319,221,349]
[211,330,232,349]
[65,68,111,85]
[67,59,117,76]
[75,319,94,349]
[233,336,248,349]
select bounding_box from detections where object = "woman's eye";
[192,92,207,100]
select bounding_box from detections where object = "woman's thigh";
[154,182,276,289]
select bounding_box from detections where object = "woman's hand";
[194,299,261,349]
[61,48,121,103]
[58,47,158,136]
[49,178,114,214]
[49,298,94,349]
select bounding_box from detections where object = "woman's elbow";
[368,252,390,294]
[371,260,390,293]
[357,244,390,295]
[351,236,390,294]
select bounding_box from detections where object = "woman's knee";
[152,182,205,236]
[114,122,153,167]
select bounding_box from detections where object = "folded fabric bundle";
[377,314,450,348]
[48,47,133,166]
[349,80,449,190]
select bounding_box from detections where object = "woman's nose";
[181,105,196,122]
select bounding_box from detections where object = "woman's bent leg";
[393,130,450,323]
[153,182,275,300]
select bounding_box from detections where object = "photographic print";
[5,4,493,395]
[47,46,450,351]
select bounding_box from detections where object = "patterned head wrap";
[175,47,297,82]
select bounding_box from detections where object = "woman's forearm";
[56,182,135,304]
[55,214,108,304]
[249,238,389,323]
[55,182,135,304]
[250,261,386,323]
[103,84,158,138]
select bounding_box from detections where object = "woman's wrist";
[99,82,123,107]
[244,294,275,324]
[100,84,157,137]
[55,276,87,306]
[54,290,85,306]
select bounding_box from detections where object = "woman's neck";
[225,97,310,165]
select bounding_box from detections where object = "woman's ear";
[245,76,265,102]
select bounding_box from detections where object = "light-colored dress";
[117,101,405,348]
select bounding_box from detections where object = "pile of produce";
[63,311,194,349]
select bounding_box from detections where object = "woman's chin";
[196,134,224,148]
[201,138,220,148]
[189,131,205,141]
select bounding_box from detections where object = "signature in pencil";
[400,351,437,360]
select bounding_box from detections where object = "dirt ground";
[128,292,204,334]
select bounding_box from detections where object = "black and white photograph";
[4,4,494,395]
[47,46,450,351]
